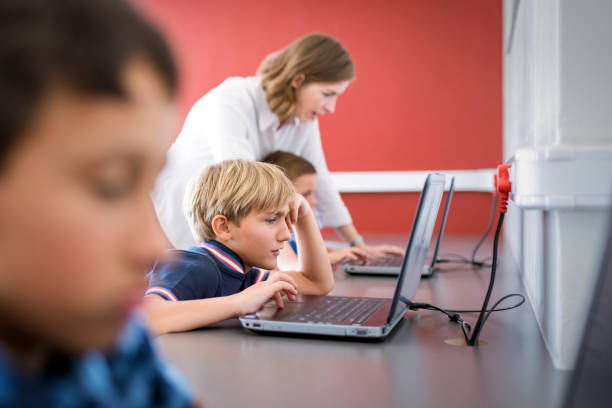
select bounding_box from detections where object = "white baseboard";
[330,169,495,193]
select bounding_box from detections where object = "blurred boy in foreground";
[0,0,196,405]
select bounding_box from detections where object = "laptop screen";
[563,211,612,408]
[387,173,446,323]
[429,176,455,269]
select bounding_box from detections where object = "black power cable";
[435,254,493,268]
[468,212,505,345]
[409,302,473,344]
[409,292,524,345]
[412,167,514,344]
[442,293,525,314]
[433,194,498,269]
[471,194,498,266]
[409,211,516,346]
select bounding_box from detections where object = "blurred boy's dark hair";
[0,0,177,169]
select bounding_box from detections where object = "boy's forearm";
[142,295,241,335]
[293,212,334,294]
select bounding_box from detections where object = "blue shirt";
[146,240,269,301]
[288,232,298,254]
[0,317,193,407]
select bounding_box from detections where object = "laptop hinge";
[400,296,413,306]
[386,296,413,325]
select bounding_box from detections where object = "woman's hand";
[328,247,368,268]
[357,243,405,257]
[335,224,404,259]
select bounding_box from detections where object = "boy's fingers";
[267,280,297,296]
[278,289,296,303]
[284,282,298,296]
[274,291,284,308]
[292,205,299,224]
[268,271,298,289]
[281,285,297,300]
[285,214,294,233]
[290,196,300,224]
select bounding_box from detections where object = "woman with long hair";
[154,33,403,257]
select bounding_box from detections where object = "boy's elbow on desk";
[305,274,335,295]
[317,263,335,295]
[319,278,335,295]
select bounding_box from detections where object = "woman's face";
[293,80,350,123]
[0,61,175,353]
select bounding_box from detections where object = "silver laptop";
[239,173,446,339]
[342,176,455,276]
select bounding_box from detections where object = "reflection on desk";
[155,235,568,408]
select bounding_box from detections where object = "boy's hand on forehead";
[286,193,312,232]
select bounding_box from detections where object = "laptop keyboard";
[285,297,387,325]
[362,256,403,267]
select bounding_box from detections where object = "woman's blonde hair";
[257,33,354,126]
[185,159,295,242]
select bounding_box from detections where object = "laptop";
[562,210,612,408]
[239,173,446,339]
[342,176,455,276]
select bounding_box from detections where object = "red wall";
[136,0,502,234]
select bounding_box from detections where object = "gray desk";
[156,235,568,408]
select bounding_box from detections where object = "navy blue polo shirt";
[146,240,269,301]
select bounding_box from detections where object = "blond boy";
[144,159,334,334]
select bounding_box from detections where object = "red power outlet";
[497,164,511,213]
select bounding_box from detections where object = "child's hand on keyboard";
[359,243,405,257]
[328,247,368,268]
[232,272,298,315]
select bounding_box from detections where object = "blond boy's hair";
[185,159,295,242]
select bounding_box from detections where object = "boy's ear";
[291,74,305,89]
[211,215,232,241]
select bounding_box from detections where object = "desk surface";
[156,235,568,408]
